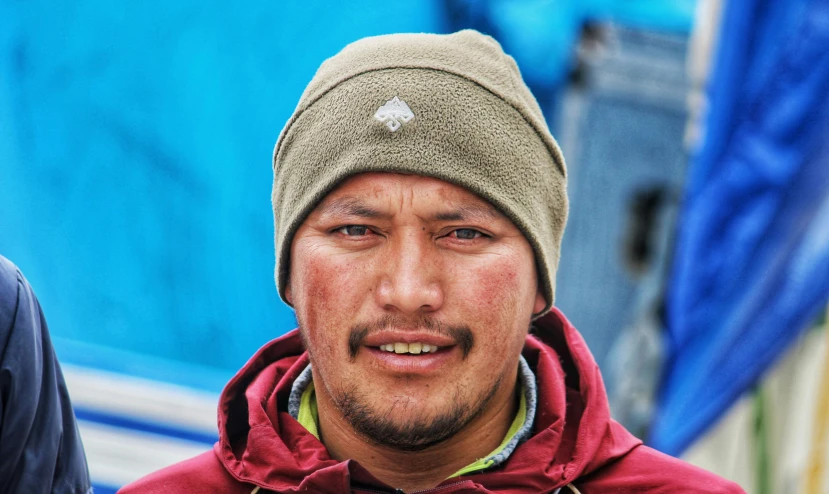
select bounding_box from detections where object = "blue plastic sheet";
[651,0,829,455]
[0,2,441,376]
[0,1,697,382]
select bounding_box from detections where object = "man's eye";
[453,228,483,240]
[336,225,370,236]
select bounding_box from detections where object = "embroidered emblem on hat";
[374,96,414,132]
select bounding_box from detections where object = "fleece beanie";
[272,29,568,315]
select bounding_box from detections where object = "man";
[0,255,92,493]
[122,31,743,493]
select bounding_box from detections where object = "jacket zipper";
[410,480,472,493]
[353,480,473,493]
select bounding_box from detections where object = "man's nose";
[375,235,444,314]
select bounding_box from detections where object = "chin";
[333,375,502,452]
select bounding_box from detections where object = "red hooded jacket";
[120,309,744,493]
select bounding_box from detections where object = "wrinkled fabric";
[654,0,829,456]
[0,255,91,494]
[120,308,743,493]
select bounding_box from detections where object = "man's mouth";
[376,342,442,354]
[365,340,454,374]
[349,316,474,362]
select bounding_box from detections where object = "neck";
[315,376,518,492]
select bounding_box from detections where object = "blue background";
[0,1,695,389]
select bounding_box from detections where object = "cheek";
[290,243,373,347]
[444,252,535,357]
[293,248,356,307]
[449,255,531,314]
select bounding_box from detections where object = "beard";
[301,314,499,452]
[331,372,503,452]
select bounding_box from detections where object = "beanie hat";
[272,30,568,316]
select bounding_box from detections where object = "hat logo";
[374,96,414,132]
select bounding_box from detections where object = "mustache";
[348,315,474,361]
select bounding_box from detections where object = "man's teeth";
[379,343,437,354]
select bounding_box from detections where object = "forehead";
[313,172,503,219]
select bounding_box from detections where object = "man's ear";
[533,291,546,315]
[285,282,293,305]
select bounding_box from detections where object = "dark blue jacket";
[0,255,91,493]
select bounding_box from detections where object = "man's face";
[287,172,545,450]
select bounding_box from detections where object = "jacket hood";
[214,308,641,493]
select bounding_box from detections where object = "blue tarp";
[0,2,441,378]
[651,0,829,455]
[0,1,697,383]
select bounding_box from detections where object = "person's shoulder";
[0,255,22,317]
[117,450,250,494]
[577,444,746,493]
[0,255,35,335]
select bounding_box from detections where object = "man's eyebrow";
[433,205,501,222]
[316,197,387,219]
